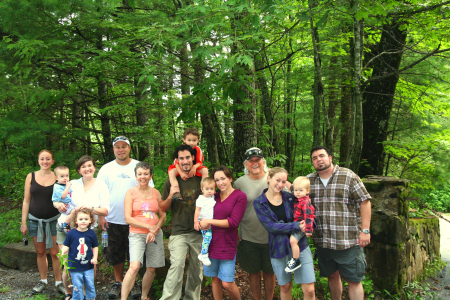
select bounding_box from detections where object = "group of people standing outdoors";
[21,127,372,300]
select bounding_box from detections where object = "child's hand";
[66,181,71,188]
[194,222,200,231]
[91,258,97,264]
[189,165,198,178]
[306,233,312,237]
[179,172,189,181]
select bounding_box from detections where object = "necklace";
[265,192,282,204]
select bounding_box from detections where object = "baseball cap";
[244,147,264,161]
[112,136,130,147]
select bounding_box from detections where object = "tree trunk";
[349,16,364,173]
[326,51,339,157]
[134,75,150,161]
[255,55,280,158]
[231,11,257,172]
[339,74,352,164]
[308,1,331,148]
[70,96,81,153]
[190,41,220,167]
[359,19,407,177]
[285,57,294,173]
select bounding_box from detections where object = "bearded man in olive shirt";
[234,147,275,300]
[159,145,202,300]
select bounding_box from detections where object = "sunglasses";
[244,148,264,161]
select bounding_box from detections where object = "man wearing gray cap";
[234,147,275,300]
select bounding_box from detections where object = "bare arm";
[91,247,98,264]
[146,191,166,243]
[194,207,201,231]
[65,209,76,224]
[358,200,371,247]
[61,182,71,199]
[159,184,179,212]
[189,162,201,177]
[200,218,229,229]
[61,245,69,255]
[155,190,166,230]
[53,201,68,212]
[20,173,32,236]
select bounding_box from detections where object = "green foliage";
[0,209,23,248]
[291,282,304,298]
[203,276,213,287]
[377,257,445,299]
[418,188,450,213]
[150,278,164,299]
[0,285,11,293]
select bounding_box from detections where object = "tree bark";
[255,55,280,157]
[308,1,331,148]
[359,19,407,177]
[190,41,220,167]
[339,74,352,164]
[326,51,339,157]
[134,75,150,161]
[285,57,294,173]
[231,12,257,172]
[349,17,364,173]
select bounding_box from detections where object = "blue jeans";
[71,269,96,300]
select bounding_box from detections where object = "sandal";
[64,294,72,300]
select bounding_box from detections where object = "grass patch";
[0,208,23,248]
[0,285,11,293]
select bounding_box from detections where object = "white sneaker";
[198,253,211,266]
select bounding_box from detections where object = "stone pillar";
[363,176,440,295]
[363,176,410,294]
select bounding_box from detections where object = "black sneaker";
[285,258,302,273]
[108,281,122,299]
[172,192,183,203]
[131,281,141,299]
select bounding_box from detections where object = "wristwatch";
[91,206,95,212]
[361,229,370,234]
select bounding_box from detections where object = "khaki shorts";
[237,240,274,274]
[316,245,367,283]
[129,231,165,268]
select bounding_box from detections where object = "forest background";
[1,0,450,210]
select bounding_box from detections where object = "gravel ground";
[0,263,255,300]
[0,266,112,300]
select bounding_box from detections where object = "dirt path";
[426,216,450,299]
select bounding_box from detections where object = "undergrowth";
[0,209,23,248]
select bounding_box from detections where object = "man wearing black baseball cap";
[234,147,276,300]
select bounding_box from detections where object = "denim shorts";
[270,246,315,286]
[71,268,95,300]
[203,255,237,282]
[28,220,57,237]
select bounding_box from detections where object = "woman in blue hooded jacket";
[254,167,315,300]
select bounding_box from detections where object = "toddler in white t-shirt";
[193,177,216,266]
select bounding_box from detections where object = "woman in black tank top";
[20,150,63,294]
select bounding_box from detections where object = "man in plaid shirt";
[306,146,371,300]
